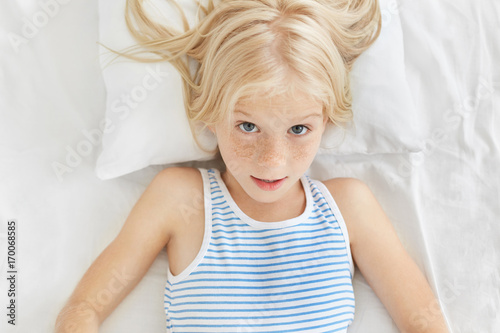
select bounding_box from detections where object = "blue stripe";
[165,290,354,307]
[207,240,346,254]
[212,222,247,228]
[312,191,322,199]
[275,320,351,333]
[212,217,241,222]
[317,202,328,208]
[168,298,353,314]
[167,284,353,300]
[210,227,338,241]
[172,277,351,294]
[190,262,350,277]
[211,219,339,234]
[199,253,343,268]
[211,210,235,216]
[165,295,354,309]
[170,307,354,322]
[169,314,353,329]
[175,269,350,286]
[210,233,344,247]
[167,322,352,333]
[212,205,230,211]
[204,248,346,261]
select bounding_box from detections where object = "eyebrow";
[234,109,323,120]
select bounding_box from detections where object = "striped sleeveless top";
[164,168,355,332]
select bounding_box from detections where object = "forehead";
[235,91,323,117]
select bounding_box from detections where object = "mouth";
[251,176,287,191]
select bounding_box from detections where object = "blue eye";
[238,122,258,133]
[289,125,308,135]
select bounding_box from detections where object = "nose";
[256,135,287,169]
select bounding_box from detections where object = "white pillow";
[96,0,423,180]
[319,1,423,155]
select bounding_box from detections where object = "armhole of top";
[167,168,213,284]
[313,180,355,277]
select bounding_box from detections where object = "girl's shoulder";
[320,177,380,247]
[148,166,205,231]
[321,177,372,202]
[154,166,204,197]
[152,167,206,275]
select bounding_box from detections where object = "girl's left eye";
[238,122,258,133]
[289,125,309,135]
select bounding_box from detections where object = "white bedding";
[1,0,499,332]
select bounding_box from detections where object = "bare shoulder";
[127,167,203,232]
[322,177,375,207]
[321,177,384,247]
[152,167,206,275]
[156,166,204,213]
[154,166,203,189]
[153,166,204,200]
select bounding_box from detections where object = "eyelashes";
[237,122,310,136]
[289,125,308,135]
[238,122,258,133]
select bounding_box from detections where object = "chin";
[247,177,299,203]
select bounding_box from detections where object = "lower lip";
[251,176,287,191]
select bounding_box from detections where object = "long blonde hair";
[121,0,381,150]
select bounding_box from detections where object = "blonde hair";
[121,0,381,150]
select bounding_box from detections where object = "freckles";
[259,151,281,164]
[293,142,316,161]
[230,135,254,159]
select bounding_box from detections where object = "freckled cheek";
[225,134,255,160]
[292,139,321,161]
[292,144,311,161]
[234,142,255,160]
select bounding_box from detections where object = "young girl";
[56,0,448,332]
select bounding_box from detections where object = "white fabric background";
[0,0,499,332]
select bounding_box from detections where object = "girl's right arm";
[55,168,187,332]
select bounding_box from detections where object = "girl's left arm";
[324,178,449,333]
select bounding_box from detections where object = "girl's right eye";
[238,122,258,133]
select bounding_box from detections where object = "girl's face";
[211,91,327,205]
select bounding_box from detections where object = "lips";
[251,176,287,191]
[260,179,279,183]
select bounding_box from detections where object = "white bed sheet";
[1,0,499,332]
